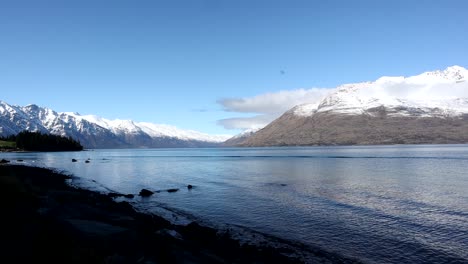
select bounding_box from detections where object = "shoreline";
[0,163,359,263]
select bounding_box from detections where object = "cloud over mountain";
[217,115,276,130]
[217,88,331,130]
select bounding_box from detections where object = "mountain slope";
[237,66,468,146]
[223,128,260,146]
[0,102,230,148]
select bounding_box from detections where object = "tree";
[14,131,83,151]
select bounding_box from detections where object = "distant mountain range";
[232,66,468,146]
[3,66,468,148]
[0,102,230,148]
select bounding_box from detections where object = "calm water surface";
[3,145,468,263]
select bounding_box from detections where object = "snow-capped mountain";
[236,66,468,146]
[293,65,468,117]
[0,102,231,148]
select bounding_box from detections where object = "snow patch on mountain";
[228,128,261,140]
[292,103,321,116]
[293,66,468,117]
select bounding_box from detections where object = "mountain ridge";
[0,101,230,148]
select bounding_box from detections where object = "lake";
[3,145,468,263]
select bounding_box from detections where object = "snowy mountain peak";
[433,65,467,80]
[292,66,468,117]
[24,104,40,110]
[409,65,466,83]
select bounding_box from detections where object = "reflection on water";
[2,145,468,263]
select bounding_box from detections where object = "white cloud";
[357,66,468,100]
[356,77,468,101]
[217,115,277,130]
[217,88,332,130]
[218,88,331,114]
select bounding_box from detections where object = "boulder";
[166,188,179,193]
[72,159,78,162]
[139,189,154,197]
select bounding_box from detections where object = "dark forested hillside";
[2,131,83,151]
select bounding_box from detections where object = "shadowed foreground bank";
[0,164,358,263]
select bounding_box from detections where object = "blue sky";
[1,0,467,135]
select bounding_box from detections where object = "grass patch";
[0,140,16,149]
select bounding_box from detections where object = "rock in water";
[139,189,154,197]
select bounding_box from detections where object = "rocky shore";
[0,163,358,263]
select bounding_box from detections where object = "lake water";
[3,145,468,263]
